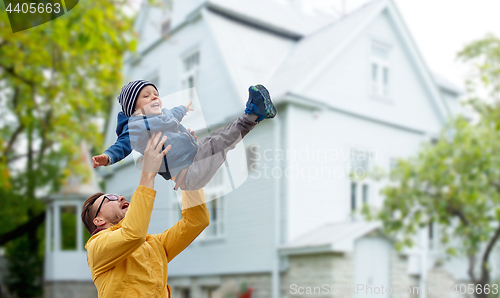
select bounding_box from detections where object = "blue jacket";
[104,106,199,178]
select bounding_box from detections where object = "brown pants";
[178,113,257,191]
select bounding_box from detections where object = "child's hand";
[185,101,193,113]
[92,154,109,168]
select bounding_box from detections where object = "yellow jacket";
[85,186,209,298]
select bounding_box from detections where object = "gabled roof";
[205,0,454,123]
[204,8,297,103]
[268,0,451,121]
[207,0,335,38]
[433,72,464,95]
[268,0,387,98]
[279,221,383,255]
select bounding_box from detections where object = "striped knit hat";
[117,80,159,117]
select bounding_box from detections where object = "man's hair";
[81,192,105,235]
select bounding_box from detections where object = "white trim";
[54,202,61,252]
[76,203,83,252]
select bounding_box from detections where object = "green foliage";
[367,34,500,287]
[5,230,44,298]
[0,0,139,296]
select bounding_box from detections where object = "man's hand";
[187,128,197,142]
[139,132,172,189]
[142,132,171,173]
[92,154,109,168]
[185,101,193,113]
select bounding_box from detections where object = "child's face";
[135,85,162,115]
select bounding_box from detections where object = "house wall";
[390,251,411,298]
[44,281,97,298]
[279,240,411,298]
[426,268,473,298]
[285,102,426,242]
[169,272,272,298]
[282,8,449,244]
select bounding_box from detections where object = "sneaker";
[245,84,277,122]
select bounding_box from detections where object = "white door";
[354,236,391,298]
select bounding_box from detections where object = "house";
[43,0,480,297]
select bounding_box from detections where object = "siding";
[285,103,426,242]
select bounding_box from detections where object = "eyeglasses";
[94,194,120,219]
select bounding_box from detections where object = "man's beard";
[109,212,125,225]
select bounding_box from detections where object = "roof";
[207,0,335,38]
[279,221,383,255]
[269,0,387,99]
[204,8,297,103]
[206,0,455,123]
[432,71,464,95]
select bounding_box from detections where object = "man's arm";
[151,189,209,262]
[87,133,171,278]
[88,185,156,277]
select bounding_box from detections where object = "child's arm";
[93,126,132,168]
[170,101,193,122]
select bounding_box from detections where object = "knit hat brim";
[117,80,159,117]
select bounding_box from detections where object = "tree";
[368,34,500,298]
[0,0,140,296]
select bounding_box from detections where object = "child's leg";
[181,85,276,191]
[181,113,257,190]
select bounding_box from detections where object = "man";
[81,132,210,297]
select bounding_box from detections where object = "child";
[92,80,276,191]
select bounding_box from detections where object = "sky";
[128,0,500,90]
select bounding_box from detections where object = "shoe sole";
[254,84,276,119]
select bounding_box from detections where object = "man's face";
[93,194,129,226]
[135,85,162,115]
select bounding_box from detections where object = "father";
[81,132,209,297]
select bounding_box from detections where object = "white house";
[44,0,484,297]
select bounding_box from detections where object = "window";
[206,286,219,298]
[351,182,369,212]
[389,158,398,179]
[60,205,77,250]
[180,288,191,298]
[428,221,435,250]
[370,43,391,98]
[205,198,224,237]
[181,50,200,102]
[350,148,374,177]
[202,170,226,239]
[161,19,171,37]
[246,145,259,171]
[351,181,357,211]
[362,184,369,204]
